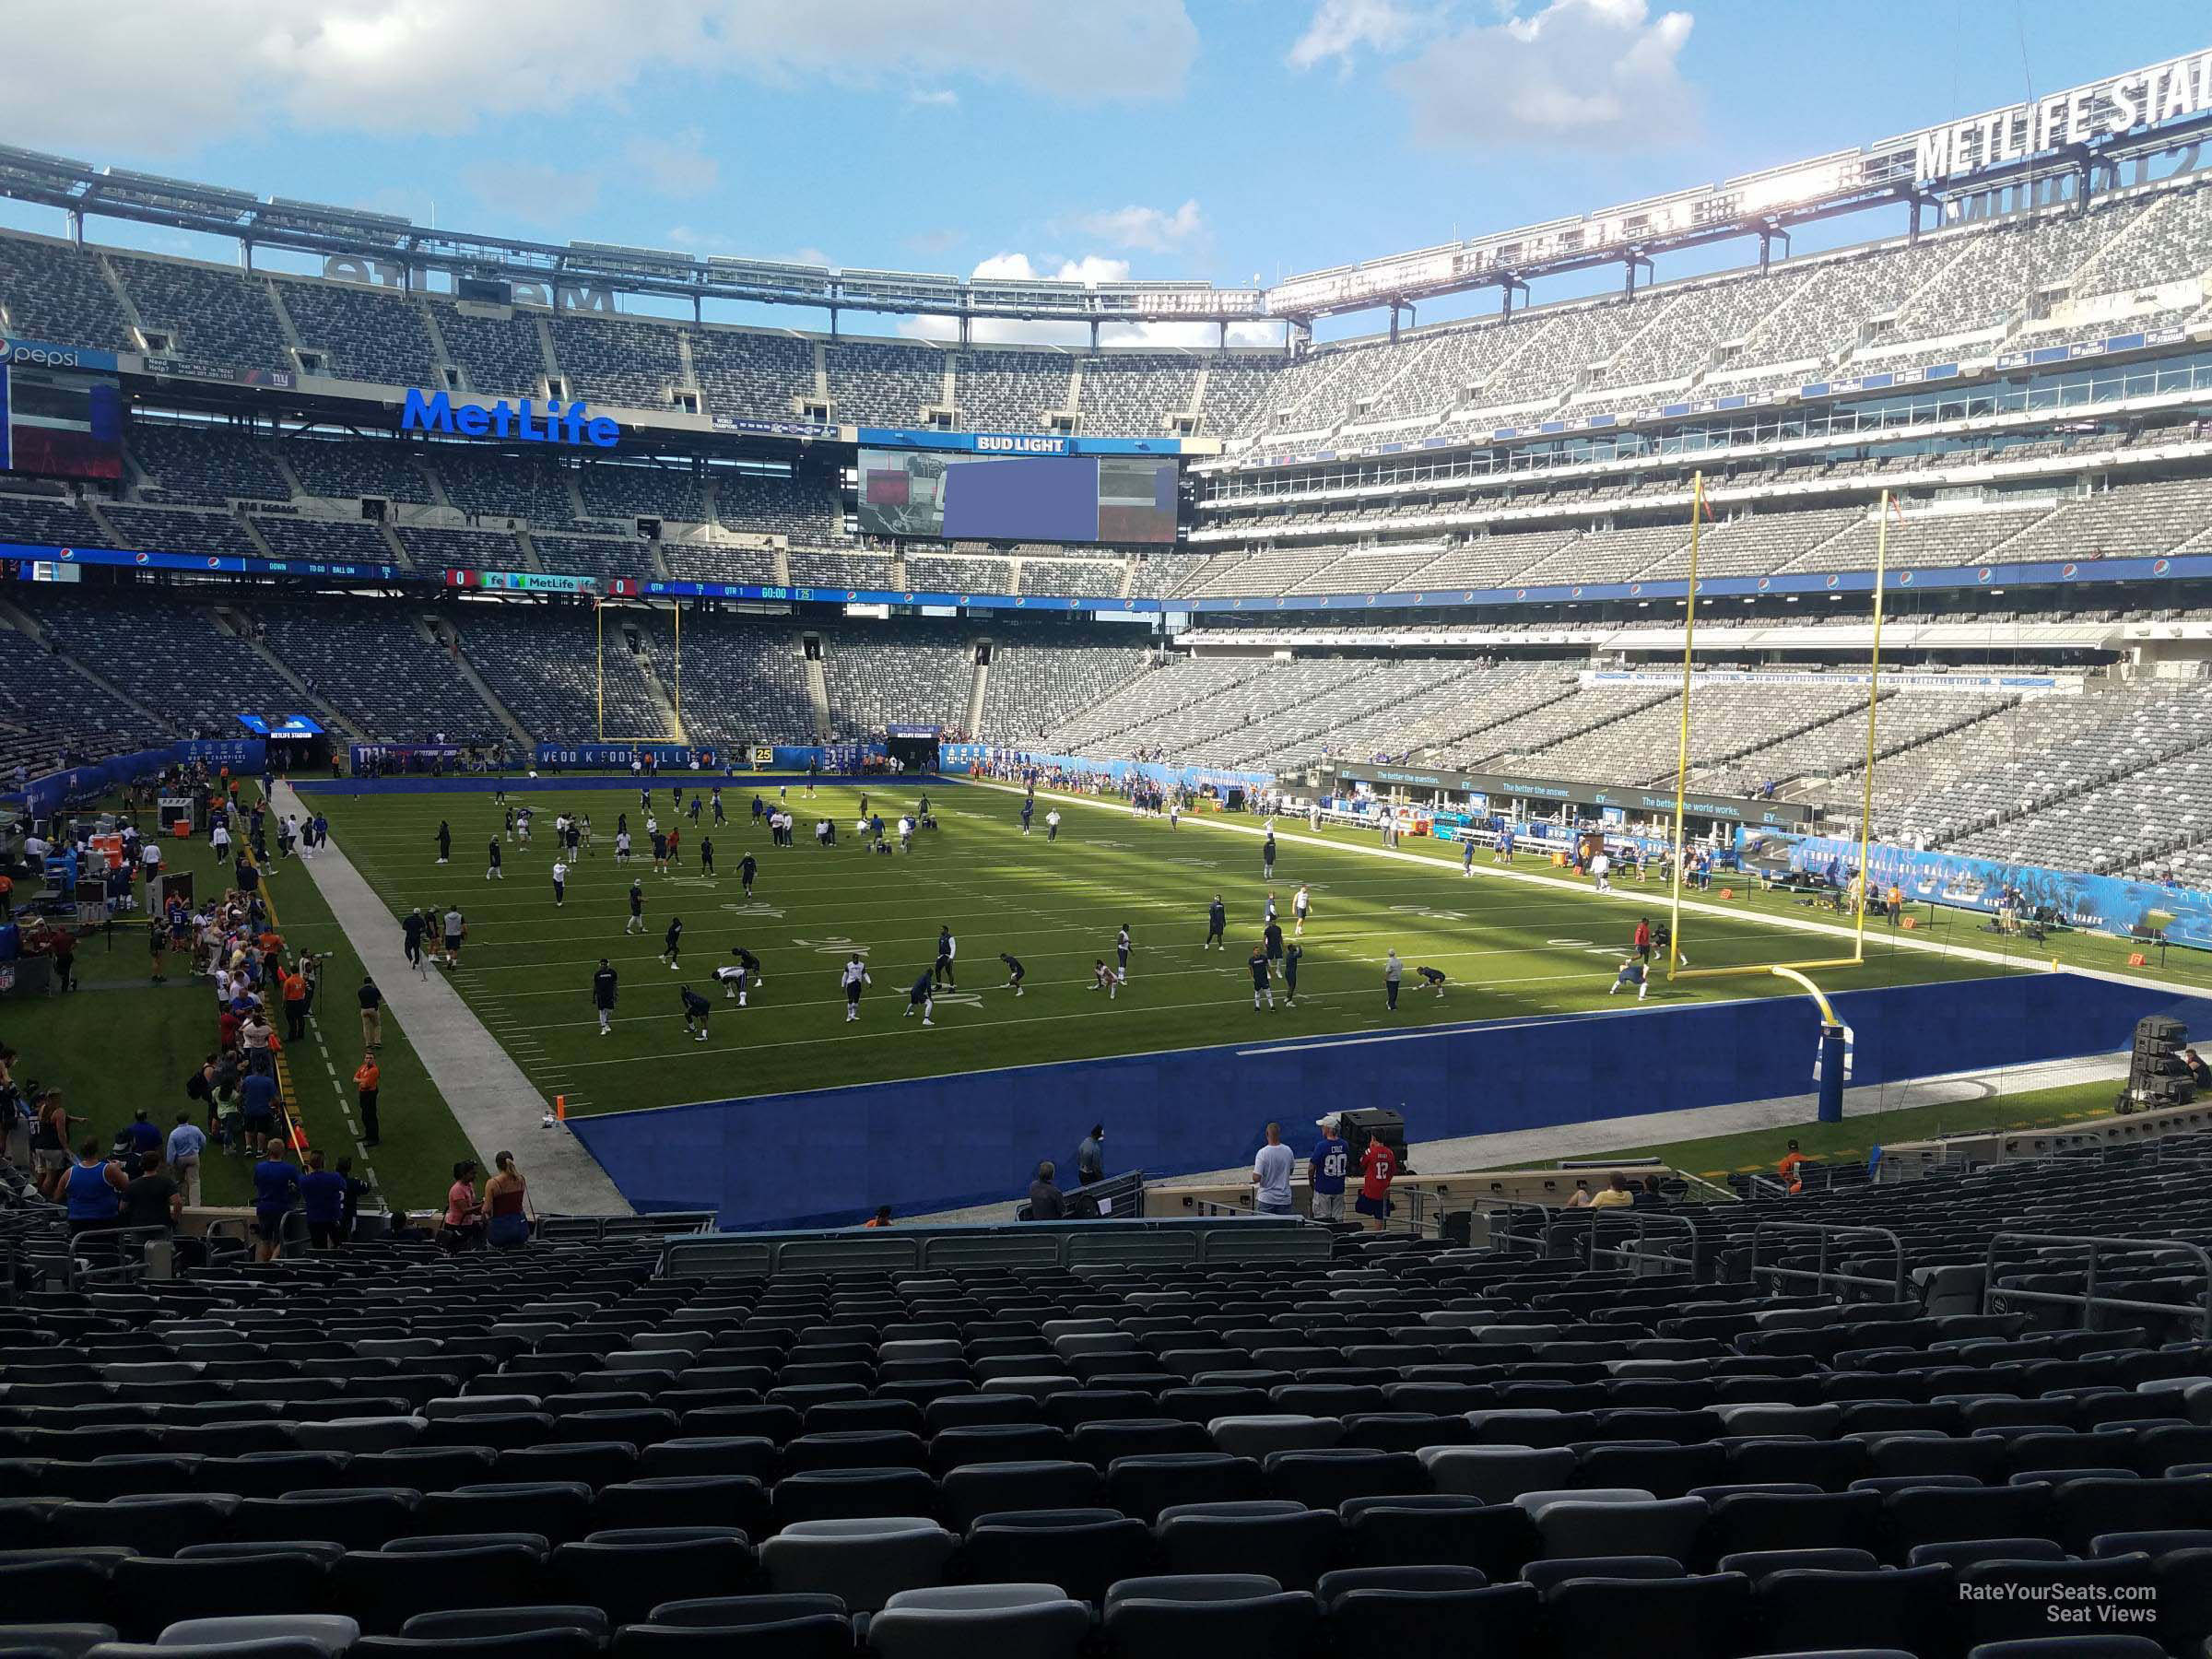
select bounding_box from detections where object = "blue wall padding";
[568,971,2212,1230]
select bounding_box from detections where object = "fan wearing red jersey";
[1355,1136,1397,1231]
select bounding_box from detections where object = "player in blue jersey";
[905,971,935,1027]
[1001,952,1025,995]
[1248,944,1274,1011]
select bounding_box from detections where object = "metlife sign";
[1908,52,2212,182]
[400,389,619,449]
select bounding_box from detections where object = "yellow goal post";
[1665,477,1892,984]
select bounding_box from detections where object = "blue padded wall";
[567,971,2212,1230]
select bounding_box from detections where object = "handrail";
[535,1211,717,1242]
[1750,1218,1908,1301]
[1670,1170,1741,1206]
[1981,1230,2212,1335]
[1480,1200,1555,1253]
[1542,1208,1702,1276]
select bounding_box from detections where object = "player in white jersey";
[840,955,870,1021]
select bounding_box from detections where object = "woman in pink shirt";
[441,1159,485,1250]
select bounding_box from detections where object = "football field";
[294,776,2032,1123]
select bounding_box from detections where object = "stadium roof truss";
[0,52,2206,331]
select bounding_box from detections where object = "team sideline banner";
[1790,833,2212,949]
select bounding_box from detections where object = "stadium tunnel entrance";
[885,729,941,772]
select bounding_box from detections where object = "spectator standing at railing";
[251,1136,300,1262]
[1252,1123,1294,1218]
[1026,1161,1066,1220]
[120,1145,182,1235]
[1076,1125,1105,1187]
[1356,1134,1397,1232]
[1310,1116,1348,1222]
[63,1138,127,1238]
[167,1112,205,1207]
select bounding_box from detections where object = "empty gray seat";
[155,1617,359,1654]
[868,1583,1090,1659]
[292,1417,423,1453]
[1532,1496,1710,1561]
[1207,1416,1344,1459]
[758,1516,958,1613]
[1418,1445,1576,1503]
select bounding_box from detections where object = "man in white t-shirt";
[1592,851,1612,893]
[1251,1121,1295,1217]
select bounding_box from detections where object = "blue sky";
[4,0,2207,343]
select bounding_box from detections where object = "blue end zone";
[565,971,2212,1230]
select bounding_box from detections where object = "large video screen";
[0,365,124,482]
[858,450,1177,545]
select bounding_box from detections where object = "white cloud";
[1288,0,1437,70]
[1391,0,1696,148]
[1064,199,1206,253]
[908,88,961,109]
[3,0,1196,152]
[622,129,719,199]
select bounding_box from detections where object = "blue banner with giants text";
[1790,834,2212,950]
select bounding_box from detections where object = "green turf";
[1570,1073,2133,1181]
[288,778,2052,1119]
[240,813,479,1214]
[0,812,477,1216]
